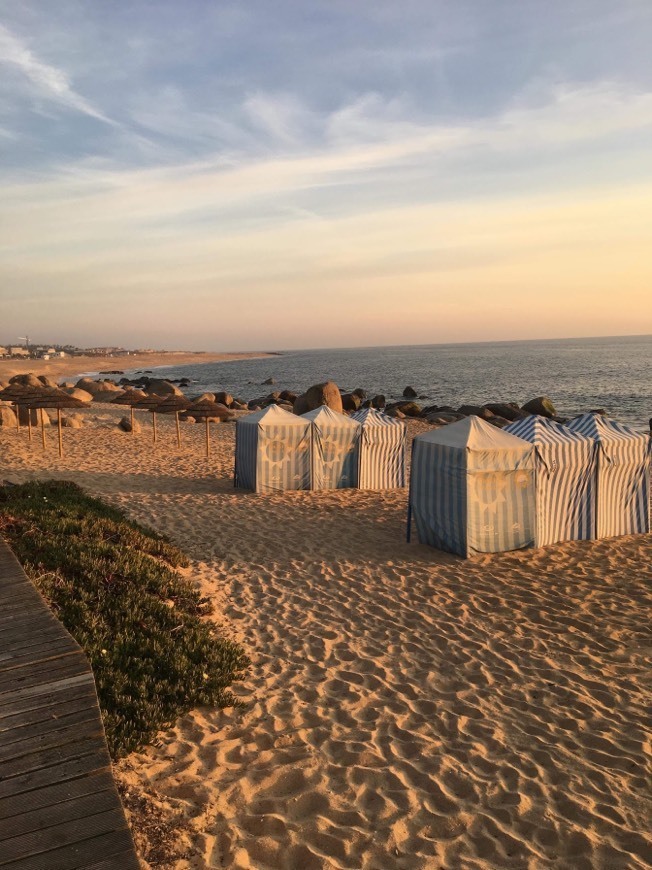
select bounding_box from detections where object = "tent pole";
[40,409,46,450]
[57,408,63,458]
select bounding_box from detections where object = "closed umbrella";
[186,399,225,457]
[111,390,145,434]
[156,395,192,449]
[135,394,165,444]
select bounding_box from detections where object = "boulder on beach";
[403,386,417,398]
[192,392,216,403]
[341,393,362,412]
[262,377,276,385]
[521,396,556,418]
[145,379,183,397]
[9,373,42,388]
[119,416,141,433]
[61,415,84,429]
[19,406,51,426]
[371,394,386,409]
[301,381,343,415]
[37,375,59,388]
[93,389,126,403]
[214,391,233,406]
[75,378,122,396]
[293,394,310,415]
[352,388,367,400]
[458,405,494,420]
[386,407,406,418]
[484,403,524,422]
[65,388,94,403]
[0,404,17,427]
[279,390,297,403]
[394,401,422,418]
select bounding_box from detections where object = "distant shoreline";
[0,351,275,382]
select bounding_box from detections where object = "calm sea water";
[115,335,650,429]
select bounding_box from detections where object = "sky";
[1,0,651,351]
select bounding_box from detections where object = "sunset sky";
[1,1,651,350]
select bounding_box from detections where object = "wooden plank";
[0,538,139,867]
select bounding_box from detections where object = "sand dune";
[1,408,650,869]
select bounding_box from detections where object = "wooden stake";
[28,411,32,441]
[205,417,210,457]
[176,411,181,449]
[15,403,19,433]
[152,412,157,444]
[40,408,46,450]
[130,405,135,434]
[57,408,63,458]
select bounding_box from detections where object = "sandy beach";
[0,351,273,383]
[0,405,650,870]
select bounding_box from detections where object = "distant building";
[10,347,30,356]
[0,347,7,357]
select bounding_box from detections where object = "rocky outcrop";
[371,395,386,409]
[341,393,362,412]
[521,396,556,418]
[37,375,59,388]
[145,379,183,397]
[61,415,84,428]
[294,381,343,415]
[458,405,494,421]
[65,388,94,403]
[119,416,141,433]
[0,404,17,427]
[403,386,417,398]
[9,373,42,388]
[214,391,233,406]
[484,403,525,422]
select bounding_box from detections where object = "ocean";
[115,335,650,429]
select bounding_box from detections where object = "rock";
[386,407,406,418]
[182,416,196,424]
[119,416,141,433]
[371,394,386,409]
[458,405,494,420]
[277,402,294,411]
[99,370,124,375]
[231,401,248,410]
[264,392,281,405]
[521,396,556,418]
[425,411,463,424]
[262,377,276,385]
[394,401,422,418]
[300,381,343,415]
[75,378,122,395]
[341,393,362,412]
[352,388,367,400]
[59,381,75,389]
[488,416,510,428]
[192,392,216,403]
[0,405,17,427]
[65,388,94,403]
[37,375,58,388]
[590,408,607,416]
[484,403,525,422]
[9,373,42,388]
[214,391,233,406]
[403,386,417,398]
[93,389,126,403]
[293,394,310,415]
[61,415,83,428]
[146,379,184,397]
[279,390,297,403]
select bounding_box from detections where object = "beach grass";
[0,479,249,758]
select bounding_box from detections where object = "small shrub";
[0,480,249,757]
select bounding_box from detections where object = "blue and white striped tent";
[505,416,596,546]
[567,413,650,538]
[234,405,311,493]
[408,416,536,557]
[302,406,361,490]
[352,407,406,490]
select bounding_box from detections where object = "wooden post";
[14,403,19,433]
[40,408,46,450]
[28,410,32,441]
[57,408,63,458]
[130,405,135,434]
[152,412,157,444]
[205,417,210,457]
[176,411,181,449]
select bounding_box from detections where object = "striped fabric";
[352,408,407,490]
[302,406,361,490]
[409,416,535,557]
[506,416,596,546]
[235,405,311,493]
[567,413,651,537]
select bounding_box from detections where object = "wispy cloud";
[0,23,114,124]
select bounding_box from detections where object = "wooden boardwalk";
[0,539,140,869]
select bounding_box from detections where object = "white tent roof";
[302,405,360,427]
[416,415,531,453]
[238,404,310,427]
[351,407,404,427]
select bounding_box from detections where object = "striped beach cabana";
[567,413,650,538]
[408,416,536,557]
[302,406,361,490]
[352,407,406,490]
[234,405,311,493]
[505,416,596,546]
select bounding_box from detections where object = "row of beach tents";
[234,404,650,556]
[234,405,406,492]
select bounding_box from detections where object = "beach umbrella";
[135,394,165,443]
[0,384,30,434]
[25,388,89,456]
[111,390,145,434]
[156,395,192,449]
[22,388,60,450]
[186,399,225,457]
